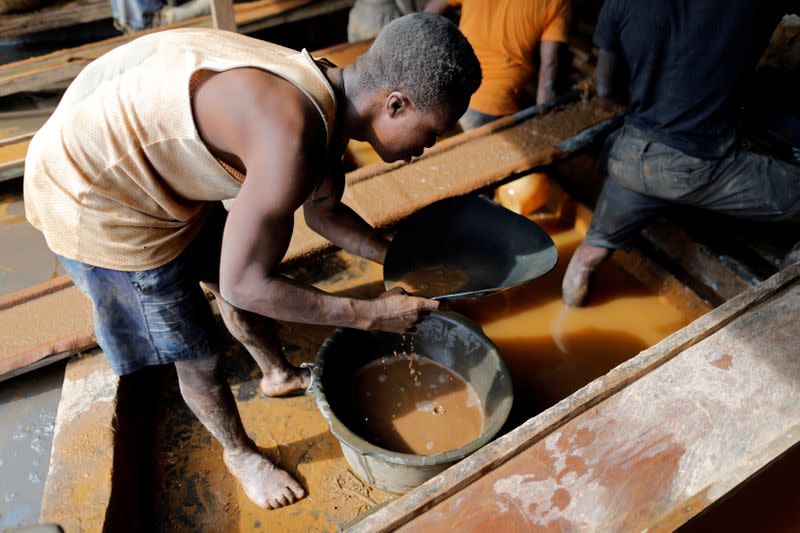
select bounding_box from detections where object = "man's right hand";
[366,287,439,333]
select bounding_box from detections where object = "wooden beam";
[210,0,236,31]
[0,0,111,39]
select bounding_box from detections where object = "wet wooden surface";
[0,0,110,39]
[349,264,800,532]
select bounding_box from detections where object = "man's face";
[368,93,460,163]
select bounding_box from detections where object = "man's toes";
[267,498,279,509]
[289,481,305,499]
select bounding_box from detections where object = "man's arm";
[537,0,571,108]
[303,164,390,264]
[596,48,618,100]
[192,69,436,332]
[537,40,561,107]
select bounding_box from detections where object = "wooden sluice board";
[348,263,800,533]
[0,98,621,380]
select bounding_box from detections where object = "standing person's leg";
[347,0,403,42]
[127,248,307,510]
[57,215,306,509]
[686,148,800,222]
[684,148,800,268]
[562,125,669,306]
[110,0,163,32]
[562,178,667,305]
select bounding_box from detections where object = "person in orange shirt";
[426,0,571,129]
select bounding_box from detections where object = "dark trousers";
[585,124,800,250]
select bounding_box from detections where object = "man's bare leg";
[204,284,310,396]
[562,242,612,307]
[175,355,305,509]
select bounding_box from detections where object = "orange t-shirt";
[450,0,571,116]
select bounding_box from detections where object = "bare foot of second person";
[223,447,305,509]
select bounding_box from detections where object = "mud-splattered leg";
[204,283,310,396]
[174,354,305,509]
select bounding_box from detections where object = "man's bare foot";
[223,448,305,509]
[260,365,311,397]
[562,242,611,307]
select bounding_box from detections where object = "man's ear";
[385,91,412,118]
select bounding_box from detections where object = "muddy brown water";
[350,354,483,455]
[455,221,692,412]
[389,265,471,299]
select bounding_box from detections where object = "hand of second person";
[369,287,439,333]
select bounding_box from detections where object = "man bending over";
[25,14,481,509]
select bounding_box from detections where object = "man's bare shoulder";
[192,67,327,163]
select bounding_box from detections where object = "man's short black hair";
[355,12,482,112]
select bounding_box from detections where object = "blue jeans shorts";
[58,205,226,375]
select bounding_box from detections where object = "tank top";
[24,28,338,271]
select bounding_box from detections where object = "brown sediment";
[351,354,483,455]
[389,265,470,299]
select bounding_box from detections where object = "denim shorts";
[57,205,227,375]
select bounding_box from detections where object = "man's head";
[350,13,481,163]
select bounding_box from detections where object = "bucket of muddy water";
[310,311,513,494]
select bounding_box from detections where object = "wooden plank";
[211,0,236,31]
[346,264,800,532]
[0,0,353,97]
[0,100,620,380]
[0,0,110,39]
[0,109,49,181]
[642,218,762,304]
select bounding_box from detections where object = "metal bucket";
[310,311,513,494]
